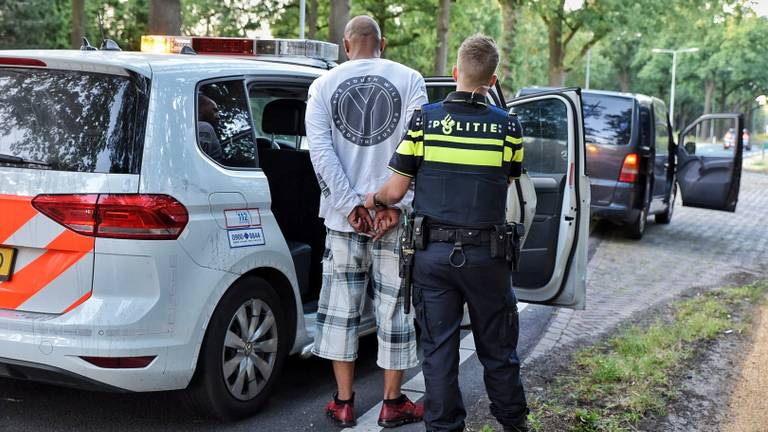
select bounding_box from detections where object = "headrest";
[263,99,306,136]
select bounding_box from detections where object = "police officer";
[365,34,527,432]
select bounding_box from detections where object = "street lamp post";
[652,47,699,130]
[585,48,591,90]
[299,0,306,39]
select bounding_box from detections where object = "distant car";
[724,128,736,150]
[743,128,751,151]
[517,87,744,239]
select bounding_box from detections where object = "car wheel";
[624,206,647,240]
[655,183,676,225]
[184,276,288,420]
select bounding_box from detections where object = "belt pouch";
[413,215,427,250]
[490,224,507,259]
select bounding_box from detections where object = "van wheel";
[655,183,676,224]
[184,276,288,420]
[624,206,647,240]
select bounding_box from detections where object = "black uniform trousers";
[413,241,527,432]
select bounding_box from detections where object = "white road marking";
[344,303,528,431]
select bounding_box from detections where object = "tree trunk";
[329,0,350,62]
[308,0,319,39]
[433,0,452,75]
[70,0,85,48]
[704,79,715,114]
[618,67,631,92]
[547,15,566,86]
[149,0,181,35]
[498,0,521,94]
[718,82,728,113]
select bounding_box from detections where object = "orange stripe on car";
[0,195,37,244]
[0,230,94,310]
[46,228,95,253]
[61,291,92,314]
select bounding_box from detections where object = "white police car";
[0,36,589,420]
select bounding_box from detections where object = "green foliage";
[270,0,331,40]
[0,0,70,49]
[183,0,287,37]
[0,0,765,127]
[87,0,149,51]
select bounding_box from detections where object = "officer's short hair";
[457,34,499,85]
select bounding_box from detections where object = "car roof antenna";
[94,9,121,51]
[97,9,106,42]
[80,37,98,51]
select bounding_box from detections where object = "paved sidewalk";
[525,172,768,363]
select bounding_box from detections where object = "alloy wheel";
[221,299,278,401]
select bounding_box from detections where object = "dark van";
[518,87,745,239]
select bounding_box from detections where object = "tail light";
[0,57,47,67]
[32,194,188,240]
[618,153,639,183]
[81,356,156,369]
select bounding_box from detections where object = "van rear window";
[0,68,149,174]
[582,94,633,146]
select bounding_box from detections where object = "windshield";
[582,94,633,146]
[0,68,149,173]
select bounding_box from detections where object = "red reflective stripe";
[0,231,93,310]
[0,195,37,244]
[61,291,92,314]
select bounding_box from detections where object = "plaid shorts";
[312,228,418,370]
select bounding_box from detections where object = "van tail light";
[32,194,188,240]
[81,356,156,369]
[618,153,639,183]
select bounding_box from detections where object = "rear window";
[0,68,149,174]
[582,94,633,146]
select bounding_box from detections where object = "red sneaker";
[378,395,424,428]
[326,394,356,428]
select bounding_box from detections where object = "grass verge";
[527,281,768,432]
[744,151,768,173]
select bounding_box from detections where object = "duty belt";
[427,226,493,268]
[427,227,493,245]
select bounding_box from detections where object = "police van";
[0,36,594,420]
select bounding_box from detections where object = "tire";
[624,206,648,240]
[655,183,676,224]
[184,276,288,420]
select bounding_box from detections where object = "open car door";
[424,79,587,310]
[507,89,589,309]
[675,113,744,212]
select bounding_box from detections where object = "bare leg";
[333,361,355,400]
[383,369,404,400]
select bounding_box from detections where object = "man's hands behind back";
[347,206,401,241]
[372,208,401,240]
[348,206,374,235]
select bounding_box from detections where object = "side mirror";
[684,141,696,155]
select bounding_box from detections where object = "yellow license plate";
[0,247,17,281]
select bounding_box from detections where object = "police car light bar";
[140,35,339,62]
[140,35,193,54]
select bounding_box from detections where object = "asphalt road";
[0,233,605,432]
